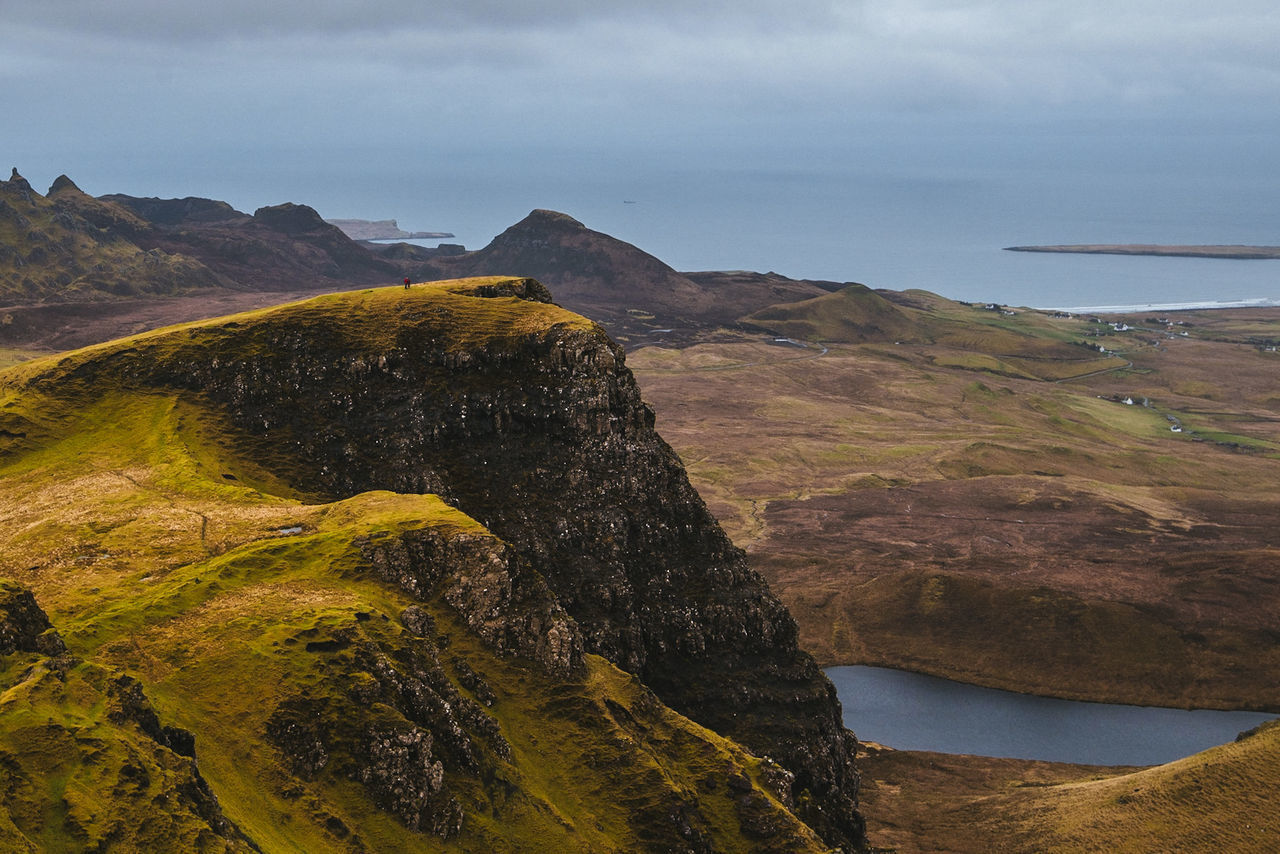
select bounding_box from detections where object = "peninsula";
[1005,243,1280,259]
[325,217,454,240]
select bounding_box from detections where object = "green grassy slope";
[0,279,829,852]
[741,285,1126,380]
[1007,719,1280,853]
[856,720,1280,854]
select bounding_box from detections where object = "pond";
[826,665,1276,766]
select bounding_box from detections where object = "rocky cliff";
[0,168,404,305]
[0,277,864,851]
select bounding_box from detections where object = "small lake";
[827,665,1276,766]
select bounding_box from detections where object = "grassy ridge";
[0,280,826,852]
[858,721,1280,853]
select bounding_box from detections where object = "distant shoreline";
[1040,297,1280,314]
[1006,244,1280,260]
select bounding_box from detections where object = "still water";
[826,665,1276,766]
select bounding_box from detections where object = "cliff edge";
[0,277,864,851]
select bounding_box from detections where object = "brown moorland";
[631,300,1280,711]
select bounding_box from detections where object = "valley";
[4,175,1280,850]
[632,302,1280,711]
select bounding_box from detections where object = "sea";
[381,157,1280,314]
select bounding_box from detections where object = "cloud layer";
[10,1,1280,111]
[3,1,1277,233]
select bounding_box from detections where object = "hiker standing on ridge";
[404,277,410,289]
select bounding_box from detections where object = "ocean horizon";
[378,158,1280,313]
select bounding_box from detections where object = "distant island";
[325,217,454,240]
[1005,244,1280,259]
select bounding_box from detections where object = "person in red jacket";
[403,277,410,289]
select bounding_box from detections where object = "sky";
[3,1,1279,287]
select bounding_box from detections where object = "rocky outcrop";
[421,209,719,324]
[265,617,510,839]
[76,279,865,849]
[0,581,66,657]
[362,525,584,677]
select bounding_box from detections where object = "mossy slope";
[1010,719,1280,853]
[0,278,841,852]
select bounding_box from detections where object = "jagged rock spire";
[3,167,36,204]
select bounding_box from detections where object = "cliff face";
[97,276,864,847]
[2,277,863,851]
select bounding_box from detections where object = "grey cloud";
[1,0,846,41]
[5,0,1280,202]
[7,0,1280,114]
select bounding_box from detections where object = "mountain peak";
[252,201,330,235]
[3,167,36,203]
[514,208,587,231]
[48,174,84,196]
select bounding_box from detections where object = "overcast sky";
[3,1,1278,272]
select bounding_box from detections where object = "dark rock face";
[361,525,584,677]
[0,580,67,657]
[109,285,866,849]
[106,673,198,758]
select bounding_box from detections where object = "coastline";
[1038,297,1280,314]
[1006,244,1280,260]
